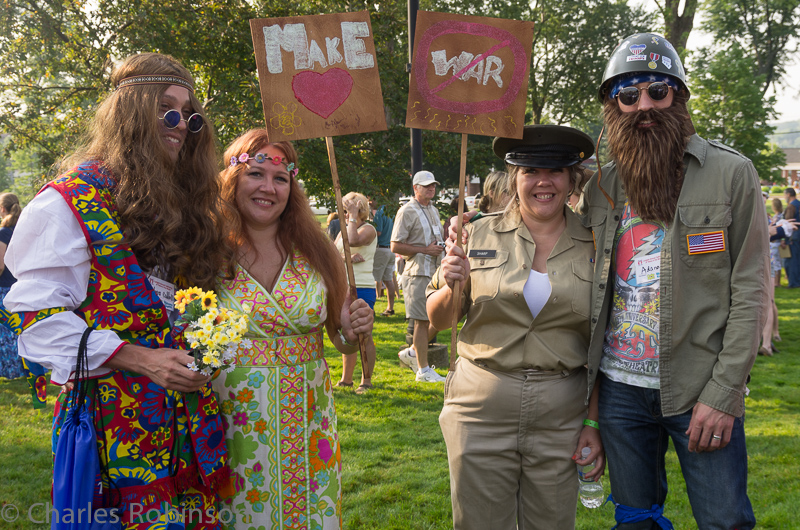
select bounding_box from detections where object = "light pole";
[408,0,422,175]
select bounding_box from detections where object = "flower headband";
[230,152,298,177]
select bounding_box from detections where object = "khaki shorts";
[372,247,396,283]
[404,275,431,321]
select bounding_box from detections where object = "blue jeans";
[598,374,755,529]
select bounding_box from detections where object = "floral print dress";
[213,249,341,530]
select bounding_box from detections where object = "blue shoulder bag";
[52,327,122,529]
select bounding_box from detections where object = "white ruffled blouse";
[4,188,125,384]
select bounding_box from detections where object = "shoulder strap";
[69,327,94,412]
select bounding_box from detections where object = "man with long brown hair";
[579,33,766,529]
[4,53,233,528]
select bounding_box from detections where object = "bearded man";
[579,33,766,529]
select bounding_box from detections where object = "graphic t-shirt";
[600,202,664,388]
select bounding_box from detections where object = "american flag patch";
[687,231,726,254]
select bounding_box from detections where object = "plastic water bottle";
[577,447,604,508]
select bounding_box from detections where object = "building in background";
[781,148,800,187]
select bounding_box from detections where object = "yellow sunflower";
[175,289,190,306]
[185,286,204,301]
[201,292,218,309]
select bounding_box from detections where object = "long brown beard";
[604,97,694,223]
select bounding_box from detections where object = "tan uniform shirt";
[391,198,443,277]
[429,208,594,373]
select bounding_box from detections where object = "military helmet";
[598,32,688,101]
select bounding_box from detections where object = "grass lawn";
[2,284,799,529]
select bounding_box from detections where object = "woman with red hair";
[213,129,373,529]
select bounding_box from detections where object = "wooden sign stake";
[449,133,468,371]
[325,136,371,378]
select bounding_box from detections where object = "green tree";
[0,0,112,172]
[658,0,699,59]
[6,148,45,205]
[0,135,12,191]
[702,0,800,94]
[690,43,786,180]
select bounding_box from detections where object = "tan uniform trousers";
[439,357,587,530]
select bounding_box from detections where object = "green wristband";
[583,418,600,430]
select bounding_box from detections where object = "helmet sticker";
[599,32,688,101]
[630,44,646,55]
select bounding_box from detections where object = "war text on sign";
[430,50,505,88]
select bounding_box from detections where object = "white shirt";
[4,188,125,384]
[522,269,552,319]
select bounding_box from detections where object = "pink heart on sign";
[292,69,354,119]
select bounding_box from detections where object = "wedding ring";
[712,434,722,440]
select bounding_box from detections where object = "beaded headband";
[230,152,298,177]
[115,75,194,92]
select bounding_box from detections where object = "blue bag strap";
[67,327,94,412]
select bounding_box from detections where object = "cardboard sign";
[405,11,533,139]
[250,11,387,141]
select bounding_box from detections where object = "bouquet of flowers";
[174,287,252,376]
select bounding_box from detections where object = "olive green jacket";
[578,134,768,417]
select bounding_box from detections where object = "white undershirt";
[4,188,125,384]
[522,269,552,319]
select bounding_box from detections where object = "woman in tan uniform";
[427,125,604,530]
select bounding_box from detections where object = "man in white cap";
[391,170,446,382]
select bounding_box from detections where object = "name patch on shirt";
[469,249,497,259]
[635,253,660,283]
[687,231,725,255]
[147,275,175,311]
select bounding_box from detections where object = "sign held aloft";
[405,11,534,139]
[250,11,387,141]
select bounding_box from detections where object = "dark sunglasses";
[159,109,205,133]
[616,82,672,106]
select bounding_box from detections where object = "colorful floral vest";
[11,162,231,516]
